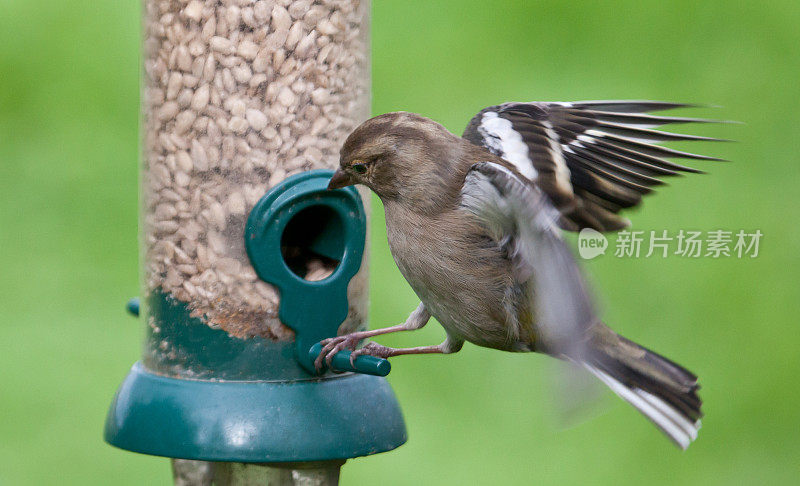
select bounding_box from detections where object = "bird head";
[329,112,467,211]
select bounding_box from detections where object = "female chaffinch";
[319,101,724,449]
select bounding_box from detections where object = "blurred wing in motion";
[460,162,702,448]
[460,161,597,361]
[462,100,727,231]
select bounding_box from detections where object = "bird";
[316,100,725,449]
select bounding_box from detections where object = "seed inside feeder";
[142,0,371,340]
[280,205,344,282]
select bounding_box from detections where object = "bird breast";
[382,201,535,351]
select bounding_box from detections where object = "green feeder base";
[104,363,407,462]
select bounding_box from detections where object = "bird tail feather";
[584,332,702,449]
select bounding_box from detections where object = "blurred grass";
[1,0,798,484]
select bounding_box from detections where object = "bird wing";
[462,101,726,231]
[460,161,596,359]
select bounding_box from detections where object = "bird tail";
[584,329,703,449]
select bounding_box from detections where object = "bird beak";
[327,169,354,190]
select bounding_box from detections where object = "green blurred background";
[2,0,798,484]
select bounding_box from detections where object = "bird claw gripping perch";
[309,342,391,377]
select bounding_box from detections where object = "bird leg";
[314,303,430,370]
[349,334,465,364]
[348,342,440,361]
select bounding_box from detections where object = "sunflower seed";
[143,0,370,340]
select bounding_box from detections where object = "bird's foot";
[314,333,365,371]
[349,342,393,366]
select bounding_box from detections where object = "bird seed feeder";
[104,0,405,482]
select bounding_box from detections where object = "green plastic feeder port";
[104,170,407,463]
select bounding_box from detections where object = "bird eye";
[352,163,367,174]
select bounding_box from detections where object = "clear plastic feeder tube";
[141,0,371,346]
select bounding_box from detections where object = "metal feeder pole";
[171,459,345,486]
[105,1,405,484]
